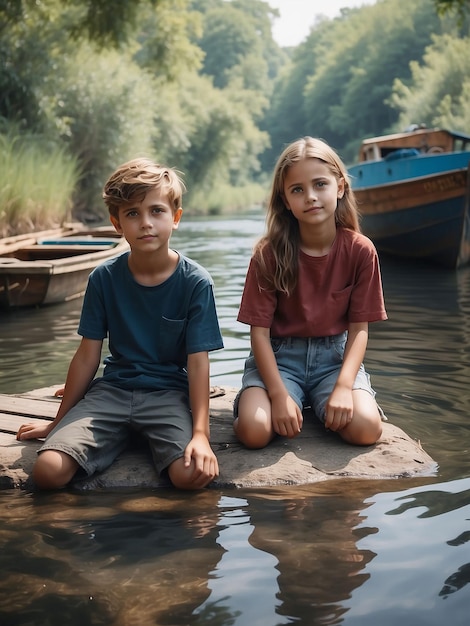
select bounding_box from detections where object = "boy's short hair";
[103,158,186,218]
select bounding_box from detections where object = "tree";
[390,34,470,133]
[0,0,160,47]
[193,0,284,91]
[260,0,455,164]
[435,0,470,21]
[150,71,269,208]
[0,0,65,128]
[0,0,224,216]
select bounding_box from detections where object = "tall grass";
[0,130,80,237]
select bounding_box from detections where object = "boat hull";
[0,225,129,309]
[350,163,470,268]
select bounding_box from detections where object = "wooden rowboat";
[348,127,470,268]
[0,223,129,309]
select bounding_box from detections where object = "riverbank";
[0,385,437,490]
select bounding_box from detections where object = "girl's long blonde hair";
[254,136,360,295]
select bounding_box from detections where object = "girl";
[234,137,387,449]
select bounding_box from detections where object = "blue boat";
[348,127,470,268]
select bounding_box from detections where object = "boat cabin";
[358,127,470,163]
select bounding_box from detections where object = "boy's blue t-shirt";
[78,251,224,392]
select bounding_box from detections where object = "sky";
[268,0,377,47]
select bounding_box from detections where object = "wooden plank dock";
[0,386,437,490]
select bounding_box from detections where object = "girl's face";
[282,158,344,228]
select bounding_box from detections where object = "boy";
[17,158,224,490]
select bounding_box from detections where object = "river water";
[0,213,469,625]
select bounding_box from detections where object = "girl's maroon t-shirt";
[238,227,387,337]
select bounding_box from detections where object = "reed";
[0,131,80,237]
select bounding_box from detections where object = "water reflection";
[1,476,469,625]
[0,489,224,625]
[194,496,288,626]
[242,485,377,625]
[343,477,470,626]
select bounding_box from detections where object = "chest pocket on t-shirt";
[158,317,187,363]
[329,285,353,321]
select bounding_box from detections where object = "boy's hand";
[17,422,54,441]
[184,432,219,488]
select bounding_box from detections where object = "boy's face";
[110,188,182,253]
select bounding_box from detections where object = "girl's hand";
[325,385,353,431]
[271,394,303,438]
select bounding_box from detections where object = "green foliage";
[435,0,470,21]
[198,5,260,88]
[150,72,269,206]
[187,180,267,215]
[232,0,285,80]
[390,34,470,132]
[327,0,443,140]
[2,0,470,233]
[193,0,284,92]
[46,48,158,217]
[63,0,157,48]
[259,17,337,170]
[261,0,469,165]
[133,0,205,80]
[0,0,64,128]
[0,0,168,50]
[0,123,80,236]
[308,0,442,158]
[0,0,276,227]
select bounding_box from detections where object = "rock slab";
[0,386,437,490]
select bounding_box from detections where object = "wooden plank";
[0,395,58,419]
[18,244,115,253]
[0,226,80,255]
[0,413,50,434]
[356,169,467,214]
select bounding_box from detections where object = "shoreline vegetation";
[0,129,268,238]
[0,131,79,238]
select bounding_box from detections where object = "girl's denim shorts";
[234,332,379,423]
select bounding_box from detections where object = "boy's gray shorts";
[38,380,193,479]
